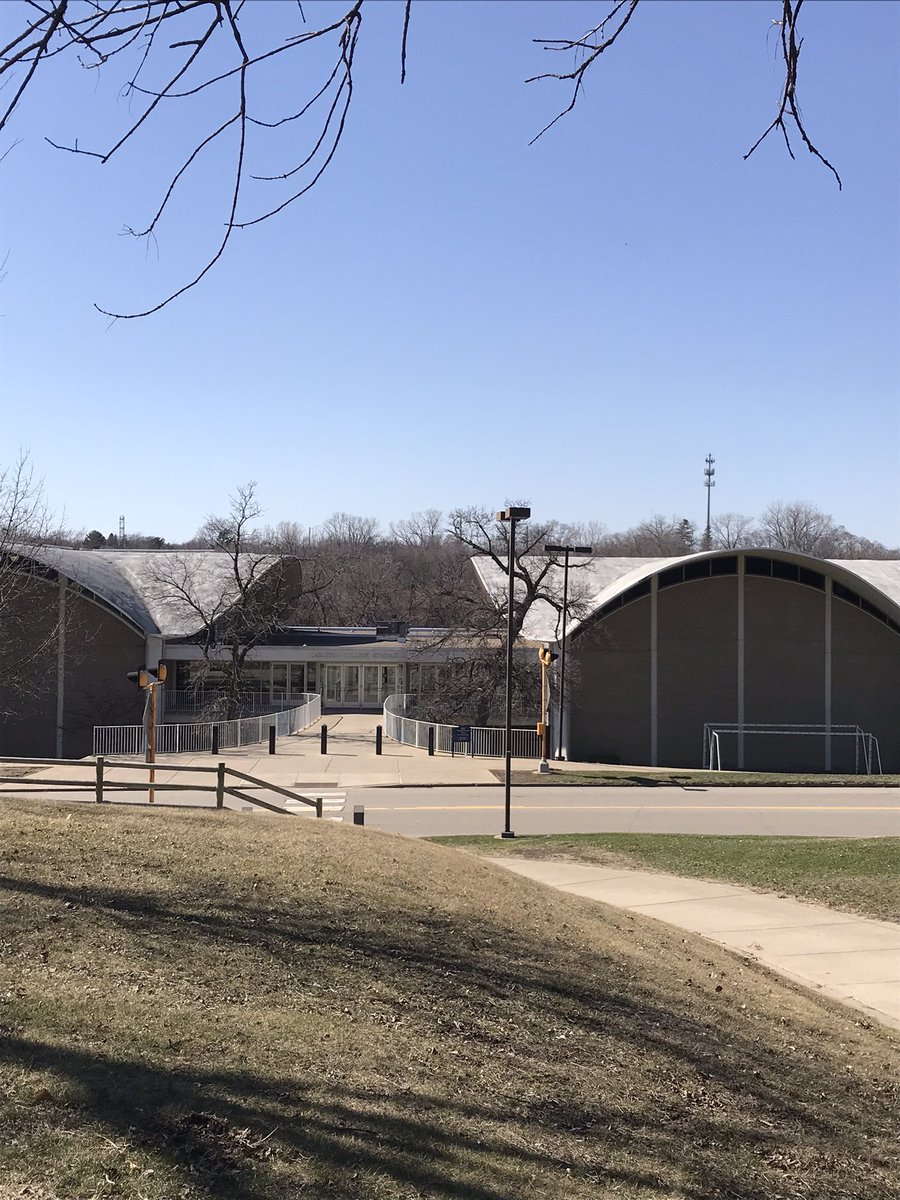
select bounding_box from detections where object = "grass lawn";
[1,799,898,1200]
[435,834,900,923]
[494,768,900,787]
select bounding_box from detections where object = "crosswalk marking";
[241,791,346,819]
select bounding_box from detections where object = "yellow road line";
[364,804,900,813]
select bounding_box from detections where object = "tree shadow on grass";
[1,868,897,1199]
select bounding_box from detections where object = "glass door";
[343,665,360,706]
[324,665,341,705]
[380,665,400,702]
[363,666,380,706]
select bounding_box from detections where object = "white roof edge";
[470,550,900,644]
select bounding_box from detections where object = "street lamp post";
[497,506,531,838]
[543,543,591,760]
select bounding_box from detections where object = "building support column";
[737,556,745,770]
[55,577,67,758]
[824,577,833,772]
[650,576,659,766]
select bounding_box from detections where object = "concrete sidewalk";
[486,857,900,1032]
[0,715,524,806]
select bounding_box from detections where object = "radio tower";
[118,515,126,549]
[703,454,715,550]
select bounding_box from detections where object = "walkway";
[487,857,900,1032]
[1,714,533,808]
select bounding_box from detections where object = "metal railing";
[0,755,324,815]
[93,694,321,757]
[702,722,883,775]
[163,689,311,715]
[383,694,541,759]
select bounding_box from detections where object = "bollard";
[428,726,435,756]
[320,723,328,754]
[211,725,219,755]
[268,725,276,755]
[352,805,365,826]
[375,724,382,755]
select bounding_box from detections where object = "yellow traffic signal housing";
[156,664,168,683]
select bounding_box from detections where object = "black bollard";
[352,805,365,826]
[268,725,276,755]
[320,723,328,754]
[375,724,382,755]
[211,725,219,755]
[428,726,435,756]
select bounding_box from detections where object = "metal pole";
[502,517,517,838]
[147,683,157,803]
[540,654,548,763]
[556,548,569,760]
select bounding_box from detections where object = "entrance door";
[363,665,380,706]
[322,664,403,708]
[324,665,342,706]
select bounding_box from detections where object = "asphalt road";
[347,785,900,838]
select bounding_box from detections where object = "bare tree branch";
[527,0,639,144]
[743,0,841,189]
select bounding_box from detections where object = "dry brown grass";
[1,798,898,1199]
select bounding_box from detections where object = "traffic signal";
[126,666,167,687]
[538,646,559,666]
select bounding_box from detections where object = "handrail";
[93,693,322,756]
[382,694,541,759]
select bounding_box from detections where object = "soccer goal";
[702,722,883,775]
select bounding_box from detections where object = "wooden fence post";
[95,756,104,803]
[216,762,225,809]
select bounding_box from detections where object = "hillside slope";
[1,799,898,1199]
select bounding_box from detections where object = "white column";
[824,577,833,771]
[737,556,745,770]
[650,576,658,766]
[55,577,67,758]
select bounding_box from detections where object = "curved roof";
[20,548,278,637]
[470,550,900,644]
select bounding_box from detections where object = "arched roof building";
[473,550,900,773]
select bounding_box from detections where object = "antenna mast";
[703,454,716,550]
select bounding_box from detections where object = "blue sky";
[1,0,897,544]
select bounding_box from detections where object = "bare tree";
[0,452,71,715]
[389,509,445,547]
[420,506,597,725]
[604,513,697,556]
[760,500,839,556]
[145,483,308,717]
[529,0,841,186]
[0,1,840,316]
[710,512,758,550]
[318,512,381,548]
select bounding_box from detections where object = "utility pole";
[543,542,592,759]
[127,665,167,801]
[703,453,716,550]
[496,506,531,838]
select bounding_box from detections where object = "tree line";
[59,498,899,632]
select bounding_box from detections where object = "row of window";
[594,555,900,634]
[172,660,449,700]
